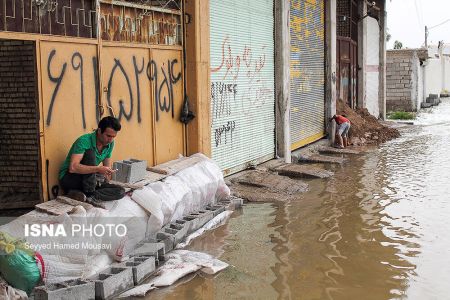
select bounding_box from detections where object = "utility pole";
[425,25,428,48]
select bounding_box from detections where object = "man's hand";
[97,166,116,177]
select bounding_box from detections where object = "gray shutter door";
[210,0,275,173]
[290,0,325,149]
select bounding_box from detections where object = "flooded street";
[151,99,450,300]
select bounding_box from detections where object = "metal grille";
[337,0,350,37]
[290,0,325,149]
[210,0,275,173]
[0,0,96,38]
[99,1,182,45]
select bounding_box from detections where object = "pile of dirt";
[336,99,400,145]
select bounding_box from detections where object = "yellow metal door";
[150,49,185,164]
[40,41,98,196]
[100,46,154,166]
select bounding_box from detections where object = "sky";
[386,0,450,49]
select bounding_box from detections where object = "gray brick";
[90,267,134,300]
[34,279,95,300]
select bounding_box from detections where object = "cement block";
[187,210,214,232]
[220,196,244,210]
[112,158,147,183]
[156,221,190,246]
[90,267,134,300]
[205,204,226,217]
[156,232,175,252]
[130,242,165,262]
[118,256,156,285]
[34,279,95,300]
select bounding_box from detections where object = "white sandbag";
[169,250,229,275]
[117,283,156,298]
[131,187,164,235]
[190,153,231,201]
[176,210,233,249]
[103,196,149,261]
[149,250,228,287]
[149,252,200,287]
[147,177,193,225]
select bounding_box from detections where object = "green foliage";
[388,111,416,120]
[394,40,403,49]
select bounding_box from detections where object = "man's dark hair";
[98,116,121,133]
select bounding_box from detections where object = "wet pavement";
[149,98,450,300]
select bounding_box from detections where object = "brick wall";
[0,40,41,206]
[386,50,418,112]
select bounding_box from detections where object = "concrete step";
[232,170,308,194]
[421,102,433,108]
[273,164,334,179]
[298,154,346,164]
[317,146,361,155]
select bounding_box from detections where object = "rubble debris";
[337,99,400,145]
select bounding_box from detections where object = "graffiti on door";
[211,36,273,117]
[44,46,182,128]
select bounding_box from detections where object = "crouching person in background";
[329,114,351,149]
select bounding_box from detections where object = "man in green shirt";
[59,116,125,206]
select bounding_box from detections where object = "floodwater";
[150,99,450,300]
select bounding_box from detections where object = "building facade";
[0,0,387,208]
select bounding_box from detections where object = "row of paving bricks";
[230,146,363,197]
[34,196,243,300]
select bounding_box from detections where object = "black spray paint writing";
[214,120,236,147]
[211,82,237,118]
[148,59,182,121]
[45,50,182,127]
[107,59,134,121]
[92,57,100,124]
[71,52,86,129]
[46,49,67,127]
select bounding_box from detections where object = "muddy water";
[150,99,450,300]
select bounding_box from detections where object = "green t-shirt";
[59,131,114,179]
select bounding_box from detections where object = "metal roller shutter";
[210,0,275,173]
[290,0,325,149]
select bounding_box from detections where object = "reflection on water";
[150,99,450,300]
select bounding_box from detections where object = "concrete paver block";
[90,267,134,299]
[274,164,334,179]
[298,154,346,164]
[318,146,361,155]
[34,279,95,300]
[232,171,308,194]
[112,159,147,183]
[115,256,156,285]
